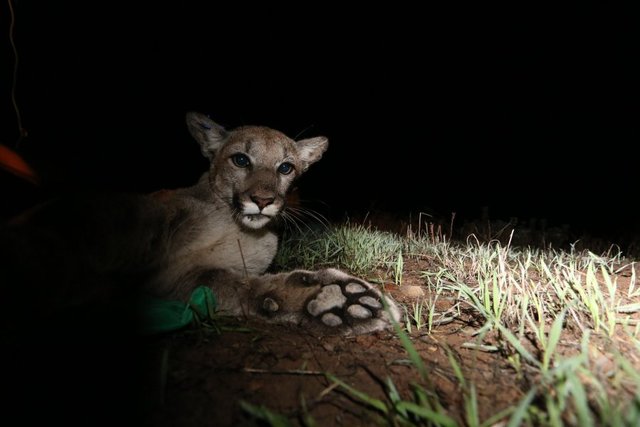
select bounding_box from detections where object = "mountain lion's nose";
[251,195,275,210]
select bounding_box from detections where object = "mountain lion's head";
[186,112,328,230]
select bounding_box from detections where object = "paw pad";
[307,285,347,316]
[320,312,343,326]
[347,304,372,319]
[306,278,391,329]
[345,282,366,293]
[358,295,381,309]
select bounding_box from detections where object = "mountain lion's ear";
[186,112,228,160]
[296,136,328,172]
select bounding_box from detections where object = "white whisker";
[280,205,330,237]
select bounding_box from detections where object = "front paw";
[288,268,402,335]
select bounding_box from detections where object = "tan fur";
[0,112,401,335]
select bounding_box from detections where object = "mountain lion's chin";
[240,214,271,229]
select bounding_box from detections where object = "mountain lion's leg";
[197,268,402,336]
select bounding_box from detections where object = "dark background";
[2,3,638,244]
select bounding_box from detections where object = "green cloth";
[139,286,217,335]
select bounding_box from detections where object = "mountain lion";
[0,112,400,335]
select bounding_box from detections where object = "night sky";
[2,4,638,244]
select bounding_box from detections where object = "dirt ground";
[134,255,640,427]
[140,326,520,426]
[139,277,509,427]
[1,245,638,427]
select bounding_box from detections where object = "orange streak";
[0,144,39,185]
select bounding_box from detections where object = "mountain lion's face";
[186,113,328,230]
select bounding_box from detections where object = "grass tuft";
[266,218,640,425]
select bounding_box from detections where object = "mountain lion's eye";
[231,153,250,168]
[277,162,294,175]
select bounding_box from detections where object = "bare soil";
[141,321,519,426]
[136,259,640,427]
[1,255,637,427]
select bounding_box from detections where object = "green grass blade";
[386,376,402,405]
[446,347,466,388]
[299,394,317,427]
[567,373,593,427]
[543,309,566,372]
[385,376,409,419]
[389,300,428,380]
[394,401,458,427]
[465,383,479,427]
[239,400,293,427]
[507,388,537,427]
[479,406,516,427]
[325,373,388,414]
[496,323,541,368]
